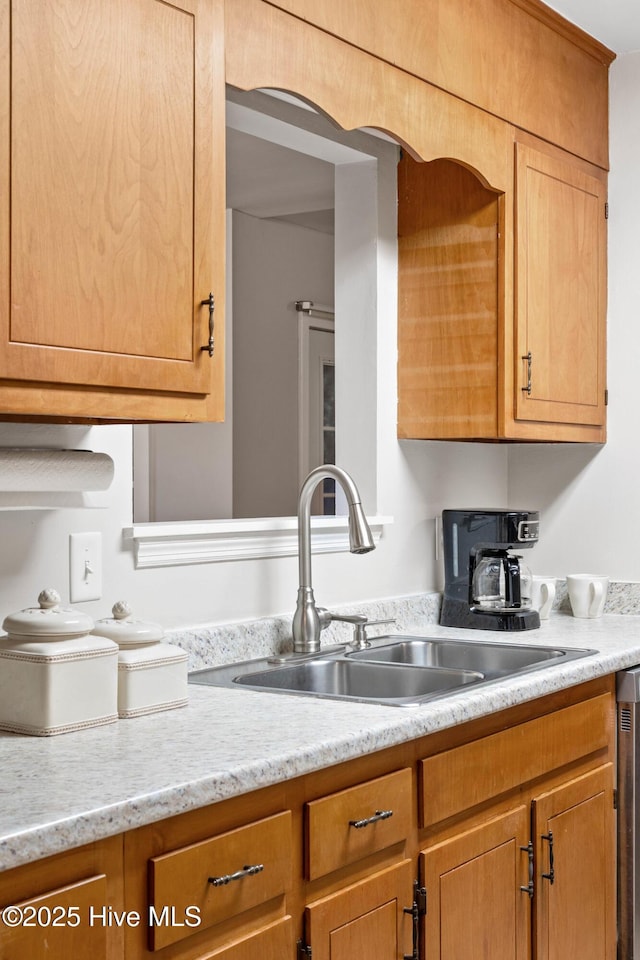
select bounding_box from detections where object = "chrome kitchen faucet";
[292,465,375,655]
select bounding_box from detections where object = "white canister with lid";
[92,601,188,718]
[0,588,118,736]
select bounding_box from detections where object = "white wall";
[232,210,334,518]
[144,211,335,522]
[0,423,134,617]
[508,51,639,581]
[0,422,508,631]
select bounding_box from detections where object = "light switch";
[69,532,102,602]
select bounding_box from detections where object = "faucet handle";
[351,618,396,650]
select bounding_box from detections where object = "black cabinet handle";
[542,832,555,884]
[208,863,263,886]
[201,292,215,357]
[349,809,393,829]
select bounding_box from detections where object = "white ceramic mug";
[530,577,556,619]
[566,574,609,619]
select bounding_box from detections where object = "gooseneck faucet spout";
[292,465,375,654]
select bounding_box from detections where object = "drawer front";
[149,810,292,950]
[0,874,108,960]
[420,694,611,827]
[306,768,412,880]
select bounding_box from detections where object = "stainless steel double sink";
[189,635,596,707]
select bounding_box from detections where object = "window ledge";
[124,515,393,569]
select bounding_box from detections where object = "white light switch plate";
[69,532,102,602]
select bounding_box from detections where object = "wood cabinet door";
[514,140,607,435]
[305,860,414,960]
[421,806,531,960]
[532,764,615,960]
[0,0,224,410]
[203,917,295,960]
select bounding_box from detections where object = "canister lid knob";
[38,588,61,609]
[111,600,132,621]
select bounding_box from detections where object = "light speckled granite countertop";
[1,613,640,872]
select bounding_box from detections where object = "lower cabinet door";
[421,806,531,960]
[305,860,414,960]
[203,917,295,960]
[532,764,615,960]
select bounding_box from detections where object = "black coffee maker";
[440,509,541,631]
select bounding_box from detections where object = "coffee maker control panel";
[517,519,539,542]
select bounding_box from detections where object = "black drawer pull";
[349,809,393,829]
[208,863,264,886]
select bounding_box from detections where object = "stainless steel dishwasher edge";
[617,667,640,960]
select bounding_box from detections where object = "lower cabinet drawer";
[0,874,109,960]
[148,810,292,950]
[419,693,611,826]
[306,768,412,880]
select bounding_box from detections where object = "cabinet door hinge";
[416,884,427,917]
[605,201,609,219]
[605,389,609,406]
[614,787,618,810]
[297,940,312,960]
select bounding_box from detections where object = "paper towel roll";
[0,449,114,492]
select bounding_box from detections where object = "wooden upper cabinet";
[229,1,608,444]
[397,156,502,440]
[513,137,607,439]
[225,0,513,191]
[264,0,614,169]
[0,0,225,422]
[398,137,608,443]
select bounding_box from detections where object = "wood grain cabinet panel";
[0,835,124,960]
[183,916,295,960]
[0,874,109,960]
[306,768,412,880]
[148,811,292,950]
[513,138,607,437]
[398,156,502,440]
[532,765,616,960]
[305,859,414,960]
[0,0,225,421]
[421,807,531,960]
[397,137,608,442]
[261,0,613,168]
[225,0,514,191]
[419,694,611,827]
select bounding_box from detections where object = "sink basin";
[347,636,588,676]
[233,658,484,706]
[189,636,596,707]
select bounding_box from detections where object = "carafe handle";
[504,555,522,606]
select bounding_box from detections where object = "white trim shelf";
[124,515,393,569]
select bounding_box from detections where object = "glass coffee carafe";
[472,551,532,610]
